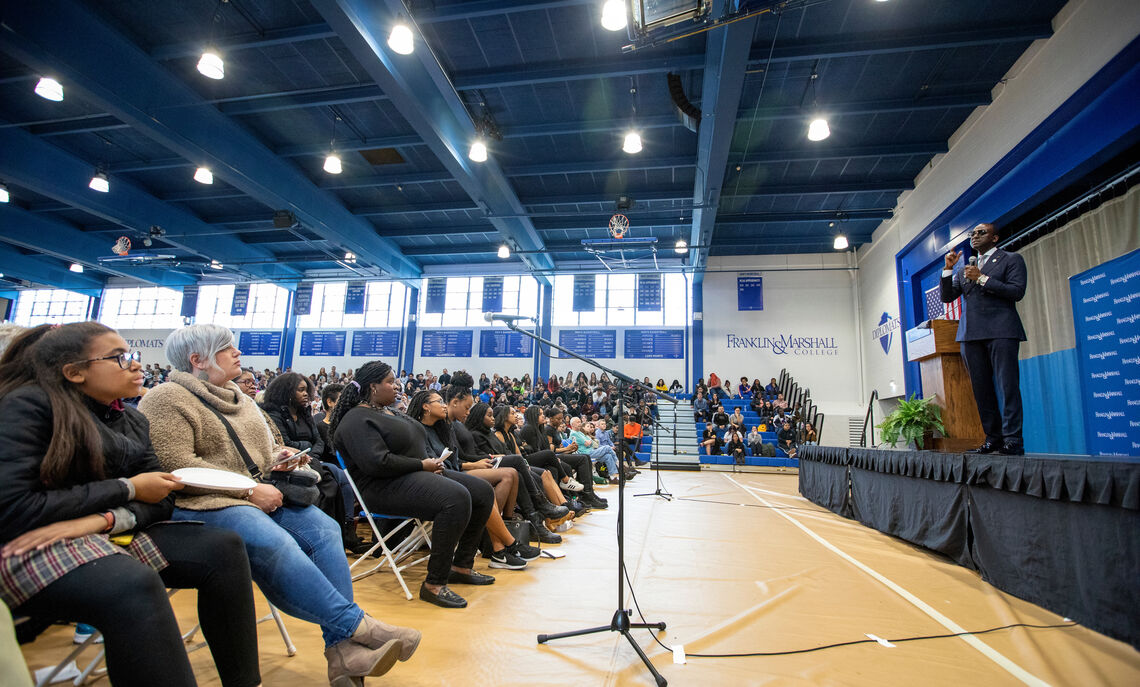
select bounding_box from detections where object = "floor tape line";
[724,474,1052,687]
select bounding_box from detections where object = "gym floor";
[19,470,1140,686]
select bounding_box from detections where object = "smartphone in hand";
[270,447,311,470]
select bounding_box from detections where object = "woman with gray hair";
[139,324,420,686]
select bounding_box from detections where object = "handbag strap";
[194,396,263,480]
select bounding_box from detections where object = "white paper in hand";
[439,448,452,461]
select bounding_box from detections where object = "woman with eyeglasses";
[0,323,262,687]
[141,325,419,685]
[330,361,496,610]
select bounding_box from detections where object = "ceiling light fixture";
[833,234,849,250]
[0,183,8,203]
[808,118,830,141]
[193,167,214,184]
[323,153,343,174]
[34,77,64,101]
[197,51,224,79]
[344,251,357,264]
[674,239,688,254]
[601,0,627,31]
[209,259,223,270]
[69,262,84,273]
[805,69,831,141]
[622,131,642,154]
[469,139,488,163]
[88,169,109,193]
[388,23,414,55]
[497,244,510,259]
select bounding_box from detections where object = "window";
[294,281,408,329]
[196,283,289,329]
[12,289,91,327]
[552,272,690,327]
[99,287,184,329]
[418,276,538,327]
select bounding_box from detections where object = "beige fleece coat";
[139,371,277,511]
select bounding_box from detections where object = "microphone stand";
[499,320,674,687]
[635,409,673,501]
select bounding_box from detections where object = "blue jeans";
[173,504,363,647]
[587,446,618,476]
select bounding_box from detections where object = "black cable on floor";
[620,564,1077,658]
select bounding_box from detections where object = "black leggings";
[362,469,494,585]
[15,523,259,687]
[524,448,568,482]
[499,454,542,514]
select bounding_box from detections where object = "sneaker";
[74,623,103,645]
[608,475,621,485]
[489,549,528,570]
[509,540,541,561]
[563,477,585,492]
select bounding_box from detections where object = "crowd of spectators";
[0,322,681,685]
[692,373,818,461]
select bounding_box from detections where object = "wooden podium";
[905,320,984,452]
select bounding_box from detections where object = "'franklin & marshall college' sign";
[725,333,839,356]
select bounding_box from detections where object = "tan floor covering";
[19,470,1140,686]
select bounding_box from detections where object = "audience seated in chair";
[141,325,420,684]
[0,323,261,687]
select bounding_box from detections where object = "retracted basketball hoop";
[608,213,629,239]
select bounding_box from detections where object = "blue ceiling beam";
[0,204,197,286]
[215,84,386,116]
[0,126,288,283]
[309,0,555,281]
[415,0,592,23]
[0,242,106,295]
[451,23,1051,90]
[0,0,421,282]
[738,92,991,121]
[689,1,759,273]
[150,23,338,61]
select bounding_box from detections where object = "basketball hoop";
[608,214,629,239]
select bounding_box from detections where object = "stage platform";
[18,471,1140,686]
[798,444,1140,652]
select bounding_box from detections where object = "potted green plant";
[876,394,945,449]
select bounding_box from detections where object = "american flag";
[924,285,962,320]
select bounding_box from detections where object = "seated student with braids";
[418,383,537,569]
[464,403,568,544]
[0,323,262,687]
[331,362,495,609]
[491,406,580,527]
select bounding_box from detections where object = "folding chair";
[334,452,432,600]
[28,592,295,686]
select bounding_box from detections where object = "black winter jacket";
[0,385,173,544]
[264,404,325,459]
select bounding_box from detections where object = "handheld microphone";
[484,313,534,323]
[968,256,977,267]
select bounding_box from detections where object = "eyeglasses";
[970,228,991,237]
[236,378,257,387]
[77,350,142,369]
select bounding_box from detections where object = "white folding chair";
[335,452,432,600]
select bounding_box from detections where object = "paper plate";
[172,467,257,495]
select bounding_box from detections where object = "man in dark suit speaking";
[941,223,1028,455]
